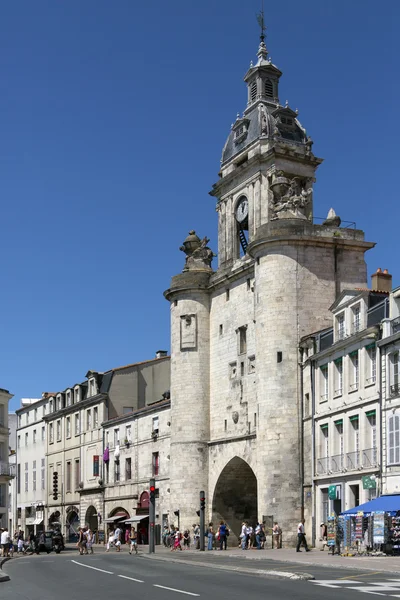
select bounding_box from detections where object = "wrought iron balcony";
[346,451,361,471]
[0,462,15,478]
[392,317,400,335]
[362,447,378,468]
[390,383,400,398]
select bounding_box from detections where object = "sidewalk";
[140,544,400,574]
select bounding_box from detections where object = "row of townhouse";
[14,352,171,541]
[301,269,400,544]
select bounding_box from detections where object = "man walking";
[296,519,310,552]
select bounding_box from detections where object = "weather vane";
[256,1,266,42]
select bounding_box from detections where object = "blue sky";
[1,0,399,411]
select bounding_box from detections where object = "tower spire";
[256,3,268,62]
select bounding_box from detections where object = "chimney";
[155,350,168,359]
[371,268,392,293]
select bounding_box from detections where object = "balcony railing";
[316,449,378,476]
[330,454,345,473]
[316,457,329,475]
[392,317,400,335]
[362,447,378,468]
[390,383,400,398]
[0,462,15,478]
[347,451,361,470]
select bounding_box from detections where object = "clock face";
[236,197,249,223]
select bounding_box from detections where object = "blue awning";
[341,494,400,516]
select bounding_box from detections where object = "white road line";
[311,580,361,588]
[71,559,113,575]
[153,584,200,596]
[118,575,144,583]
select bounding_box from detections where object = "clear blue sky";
[2,0,399,411]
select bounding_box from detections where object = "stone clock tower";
[165,26,374,543]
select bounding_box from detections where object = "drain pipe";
[299,347,305,521]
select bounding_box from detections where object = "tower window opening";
[238,326,247,355]
[281,116,293,126]
[250,81,257,102]
[264,78,273,97]
[235,125,245,139]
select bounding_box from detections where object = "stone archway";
[85,506,98,532]
[212,457,257,543]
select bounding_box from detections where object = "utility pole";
[149,479,156,553]
[199,491,205,551]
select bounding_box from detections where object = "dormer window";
[250,81,257,103]
[56,394,62,411]
[66,390,72,407]
[235,125,245,139]
[49,399,54,413]
[351,304,361,334]
[336,313,345,341]
[264,78,273,97]
[74,387,80,403]
[89,379,96,397]
[281,116,293,126]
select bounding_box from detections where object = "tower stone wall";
[165,273,211,528]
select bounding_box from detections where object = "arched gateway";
[212,457,257,542]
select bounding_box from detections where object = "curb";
[142,553,314,580]
[0,558,10,583]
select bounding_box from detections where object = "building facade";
[44,355,170,540]
[164,31,375,544]
[300,271,391,543]
[15,396,49,536]
[380,282,400,496]
[0,387,14,529]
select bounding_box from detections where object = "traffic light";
[200,492,205,511]
[53,471,59,500]
[149,478,156,502]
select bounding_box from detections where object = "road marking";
[71,560,113,574]
[118,575,144,583]
[312,580,361,588]
[153,584,200,596]
[339,573,383,580]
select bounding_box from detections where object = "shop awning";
[34,518,43,525]
[104,512,129,523]
[341,494,400,516]
[124,516,144,524]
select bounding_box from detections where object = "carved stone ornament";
[232,411,239,424]
[269,171,313,220]
[180,230,216,272]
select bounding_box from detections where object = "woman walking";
[106,527,115,552]
[207,523,214,551]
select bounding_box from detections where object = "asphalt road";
[2,550,400,599]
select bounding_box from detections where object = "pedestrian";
[129,526,138,555]
[218,521,228,551]
[0,528,9,557]
[125,528,130,545]
[296,519,310,552]
[86,528,94,554]
[192,524,200,549]
[207,523,214,551]
[171,530,182,551]
[17,530,25,554]
[320,523,328,551]
[106,527,115,552]
[163,525,169,547]
[255,522,263,550]
[240,522,247,550]
[272,522,282,549]
[114,525,122,552]
[246,523,254,549]
[183,530,190,549]
[77,527,87,555]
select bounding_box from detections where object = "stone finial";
[322,208,341,227]
[180,231,215,272]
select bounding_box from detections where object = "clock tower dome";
[210,28,322,267]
